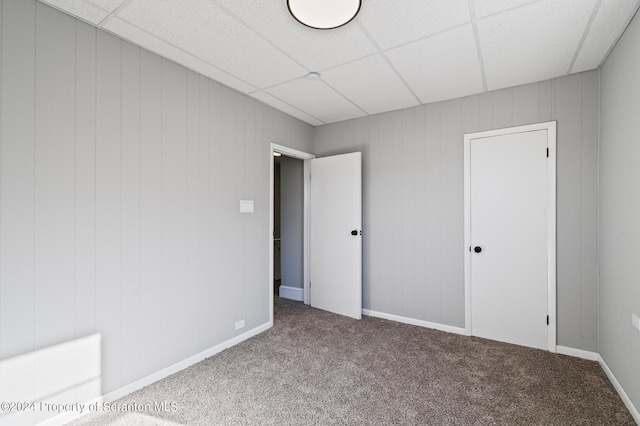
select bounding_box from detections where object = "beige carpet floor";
[71,298,635,425]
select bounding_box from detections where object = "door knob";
[474,246,482,253]
[351,230,358,236]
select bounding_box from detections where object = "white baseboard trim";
[279,285,304,302]
[37,315,640,426]
[40,321,273,426]
[598,355,640,425]
[556,345,599,361]
[362,309,466,335]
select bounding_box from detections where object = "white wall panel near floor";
[314,71,599,351]
[0,2,314,424]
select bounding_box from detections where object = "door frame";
[463,121,557,352]
[269,143,315,324]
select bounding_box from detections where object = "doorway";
[273,153,305,302]
[269,143,314,325]
[464,121,557,352]
[269,144,364,324]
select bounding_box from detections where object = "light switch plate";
[632,314,640,332]
[240,200,254,213]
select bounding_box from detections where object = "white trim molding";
[598,355,640,424]
[40,322,272,426]
[464,121,557,353]
[556,345,599,361]
[362,309,466,335]
[279,285,304,302]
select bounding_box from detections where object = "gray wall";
[600,8,640,412]
[280,156,304,289]
[314,71,599,351]
[0,0,313,402]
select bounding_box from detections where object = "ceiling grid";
[39,0,640,126]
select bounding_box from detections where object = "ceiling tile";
[478,0,597,91]
[103,17,256,93]
[266,79,366,124]
[214,0,376,72]
[321,54,419,115]
[85,0,126,13]
[42,0,635,125]
[473,0,542,18]
[385,25,484,104]
[115,0,307,89]
[572,0,640,73]
[39,0,109,25]
[250,91,324,126]
[357,0,471,50]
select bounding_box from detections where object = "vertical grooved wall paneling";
[120,40,141,386]
[314,72,599,350]
[161,58,188,368]
[1,1,37,424]
[74,20,97,349]
[0,2,313,422]
[34,6,77,422]
[599,6,640,411]
[138,48,163,378]
[1,0,36,361]
[555,74,584,350]
[579,71,598,352]
[95,30,122,394]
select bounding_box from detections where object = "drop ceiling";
[40,0,640,126]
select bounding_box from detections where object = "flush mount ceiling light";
[287,0,361,30]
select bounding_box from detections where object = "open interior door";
[310,152,362,319]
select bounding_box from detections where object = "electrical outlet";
[632,314,640,332]
[235,319,245,330]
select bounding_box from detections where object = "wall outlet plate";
[235,319,245,330]
[632,314,640,331]
[240,200,254,213]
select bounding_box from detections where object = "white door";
[465,123,556,351]
[310,152,362,319]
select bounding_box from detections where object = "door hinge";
[546,315,549,325]
[546,148,549,158]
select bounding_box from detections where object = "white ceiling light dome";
[287,0,362,30]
